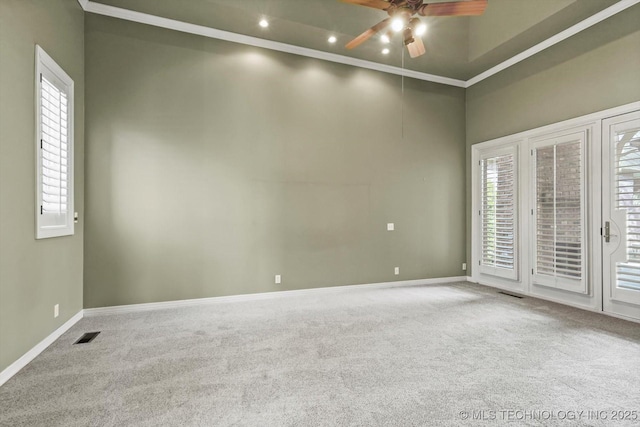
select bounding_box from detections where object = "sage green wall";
[0,0,84,373]
[468,0,575,61]
[83,15,467,308]
[465,5,640,273]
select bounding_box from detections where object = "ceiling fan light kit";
[391,16,407,32]
[403,28,414,45]
[342,0,488,58]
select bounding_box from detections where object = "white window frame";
[35,45,74,239]
[471,102,640,313]
[477,145,519,280]
[529,129,588,294]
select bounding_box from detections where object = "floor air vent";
[497,291,523,299]
[74,332,100,344]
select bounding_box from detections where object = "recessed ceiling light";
[328,35,337,44]
[380,34,390,44]
[415,23,427,36]
[259,19,269,28]
[391,18,404,33]
[382,48,390,55]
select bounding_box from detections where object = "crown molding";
[78,0,639,88]
[466,0,640,87]
[81,1,466,88]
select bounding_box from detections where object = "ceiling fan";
[341,0,488,58]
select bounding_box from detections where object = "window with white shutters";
[35,46,74,239]
[532,131,587,292]
[614,126,640,291]
[479,147,518,280]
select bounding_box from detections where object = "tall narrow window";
[480,147,518,279]
[532,131,587,293]
[614,126,640,291]
[35,46,74,239]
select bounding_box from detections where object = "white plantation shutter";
[532,131,587,292]
[479,147,518,279]
[36,46,74,239]
[41,76,69,215]
[614,127,640,291]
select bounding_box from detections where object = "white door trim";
[602,110,640,319]
[472,102,640,314]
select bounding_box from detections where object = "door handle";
[604,221,617,242]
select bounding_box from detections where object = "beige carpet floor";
[1,281,639,426]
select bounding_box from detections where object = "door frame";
[602,110,640,320]
[471,101,640,321]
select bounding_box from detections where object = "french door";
[602,111,640,320]
[473,104,640,321]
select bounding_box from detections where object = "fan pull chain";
[401,44,405,140]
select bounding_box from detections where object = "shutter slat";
[481,153,516,272]
[534,140,583,282]
[39,75,69,216]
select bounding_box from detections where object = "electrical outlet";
[387,223,395,231]
[275,275,281,284]
[462,263,467,271]
[394,267,400,275]
[54,304,59,318]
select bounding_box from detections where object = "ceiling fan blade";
[418,0,488,16]
[346,18,391,50]
[407,35,426,58]
[340,0,391,10]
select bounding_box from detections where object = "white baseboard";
[4,276,632,389]
[84,276,469,317]
[0,310,83,387]
[1,277,468,386]
[471,279,640,324]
